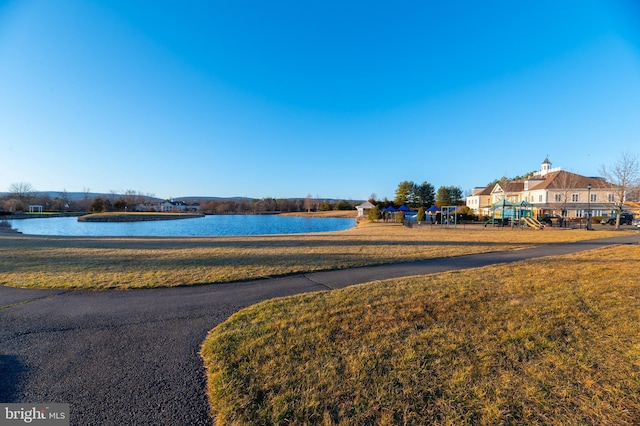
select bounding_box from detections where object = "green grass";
[201,244,640,425]
[0,225,634,289]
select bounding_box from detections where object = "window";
[555,194,562,202]
[538,195,542,202]
[572,194,579,202]
[590,193,597,202]
[608,193,615,202]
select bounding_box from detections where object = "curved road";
[1,234,639,425]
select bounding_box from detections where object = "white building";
[356,201,375,218]
[466,158,624,219]
[135,200,200,212]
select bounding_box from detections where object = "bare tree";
[58,189,71,211]
[108,190,120,205]
[8,182,34,200]
[600,151,640,229]
[123,189,150,207]
[304,194,314,212]
[549,171,580,224]
[7,182,35,211]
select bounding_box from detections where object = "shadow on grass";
[0,235,542,249]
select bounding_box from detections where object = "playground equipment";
[441,206,458,227]
[485,200,544,229]
[522,216,544,229]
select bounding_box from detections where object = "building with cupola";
[466,158,624,220]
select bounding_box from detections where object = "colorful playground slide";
[522,216,544,229]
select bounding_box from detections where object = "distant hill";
[0,192,251,202]
[0,192,363,203]
[0,191,162,202]
[173,196,255,203]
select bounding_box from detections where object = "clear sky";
[1,1,639,201]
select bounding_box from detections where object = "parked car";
[539,214,563,227]
[602,212,634,225]
[635,219,640,228]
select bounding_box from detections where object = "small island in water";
[78,212,205,222]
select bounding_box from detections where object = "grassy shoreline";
[0,224,635,289]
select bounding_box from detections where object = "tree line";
[199,197,356,214]
[0,184,358,215]
[0,184,157,214]
[364,181,475,223]
[369,181,465,209]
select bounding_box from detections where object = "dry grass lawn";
[201,244,640,425]
[0,223,635,289]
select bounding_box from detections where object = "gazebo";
[356,201,375,218]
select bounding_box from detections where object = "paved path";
[1,233,639,425]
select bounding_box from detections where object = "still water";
[7,215,356,237]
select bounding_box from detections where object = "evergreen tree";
[436,185,463,207]
[368,205,382,222]
[394,181,414,206]
[413,181,435,208]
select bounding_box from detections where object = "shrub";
[368,206,382,222]
[335,200,353,211]
[319,201,333,211]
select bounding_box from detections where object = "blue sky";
[1,1,639,201]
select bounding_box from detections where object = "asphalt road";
[1,233,639,425]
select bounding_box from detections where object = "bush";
[335,200,353,211]
[416,207,426,222]
[459,206,477,221]
[368,206,382,222]
[319,201,333,211]
[89,198,110,213]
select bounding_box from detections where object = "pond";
[7,215,356,237]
